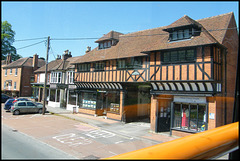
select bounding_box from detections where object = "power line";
[15,37,47,42]
[16,40,46,50]
[49,27,239,40]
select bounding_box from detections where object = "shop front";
[171,96,208,136]
[75,82,124,120]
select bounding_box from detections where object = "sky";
[1,1,239,62]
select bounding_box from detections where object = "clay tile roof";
[164,15,202,30]
[35,56,82,73]
[72,12,235,64]
[95,30,124,42]
[3,57,45,69]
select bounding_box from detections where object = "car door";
[17,102,27,113]
[26,102,37,113]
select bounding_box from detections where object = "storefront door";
[96,92,107,116]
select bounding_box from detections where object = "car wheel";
[38,109,43,114]
[13,110,20,115]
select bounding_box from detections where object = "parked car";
[11,101,45,115]
[1,94,13,103]
[4,98,29,111]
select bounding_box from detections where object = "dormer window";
[98,40,112,49]
[95,31,124,50]
[170,28,192,41]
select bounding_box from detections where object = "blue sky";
[1,1,239,62]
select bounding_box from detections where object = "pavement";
[44,105,230,160]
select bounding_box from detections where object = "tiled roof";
[72,12,235,64]
[2,57,45,69]
[34,56,82,73]
[95,30,124,43]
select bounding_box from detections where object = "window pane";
[171,51,178,62]
[186,50,195,61]
[198,105,207,131]
[181,104,189,129]
[173,103,181,128]
[69,90,76,105]
[18,102,26,106]
[179,50,185,61]
[163,52,170,62]
[50,89,56,101]
[172,31,177,40]
[190,105,198,131]
[184,29,190,38]
[178,30,183,39]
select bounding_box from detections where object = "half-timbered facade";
[72,12,238,137]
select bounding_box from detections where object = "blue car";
[4,98,29,111]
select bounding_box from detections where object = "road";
[1,104,170,159]
[2,124,77,159]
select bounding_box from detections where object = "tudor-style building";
[72,12,238,137]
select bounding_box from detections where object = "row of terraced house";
[2,12,238,137]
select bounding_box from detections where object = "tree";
[1,21,21,61]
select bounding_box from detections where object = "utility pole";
[42,36,50,115]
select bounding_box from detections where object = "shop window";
[50,89,56,101]
[80,92,97,109]
[107,92,120,114]
[173,103,207,132]
[56,89,60,102]
[68,90,76,105]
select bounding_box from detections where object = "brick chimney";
[62,50,72,60]
[33,54,38,70]
[6,53,12,65]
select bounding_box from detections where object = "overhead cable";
[16,40,46,50]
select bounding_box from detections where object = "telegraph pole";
[42,36,50,115]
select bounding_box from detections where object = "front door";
[156,96,172,132]
[96,92,107,116]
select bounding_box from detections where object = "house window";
[117,59,126,69]
[5,69,7,76]
[15,68,18,76]
[50,72,62,83]
[58,73,62,83]
[95,62,105,71]
[98,41,112,50]
[162,49,196,63]
[170,28,192,41]
[173,103,207,132]
[127,57,143,69]
[77,63,90,72]
[37,74,40,83]
[14,82,16,90]
[66,71,74,84]
[4,82,6,89]
[10,69,12,75]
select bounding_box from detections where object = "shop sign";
[174,96,206,104]
[209,113,215,120]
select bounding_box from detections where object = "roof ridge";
[120,26,167,37]
[21,57,30,67]
[196,12,233,21]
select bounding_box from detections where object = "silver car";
[11,101,46,115]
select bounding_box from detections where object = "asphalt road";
[1,124,77,160]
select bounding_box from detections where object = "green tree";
[1,21,21,61]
